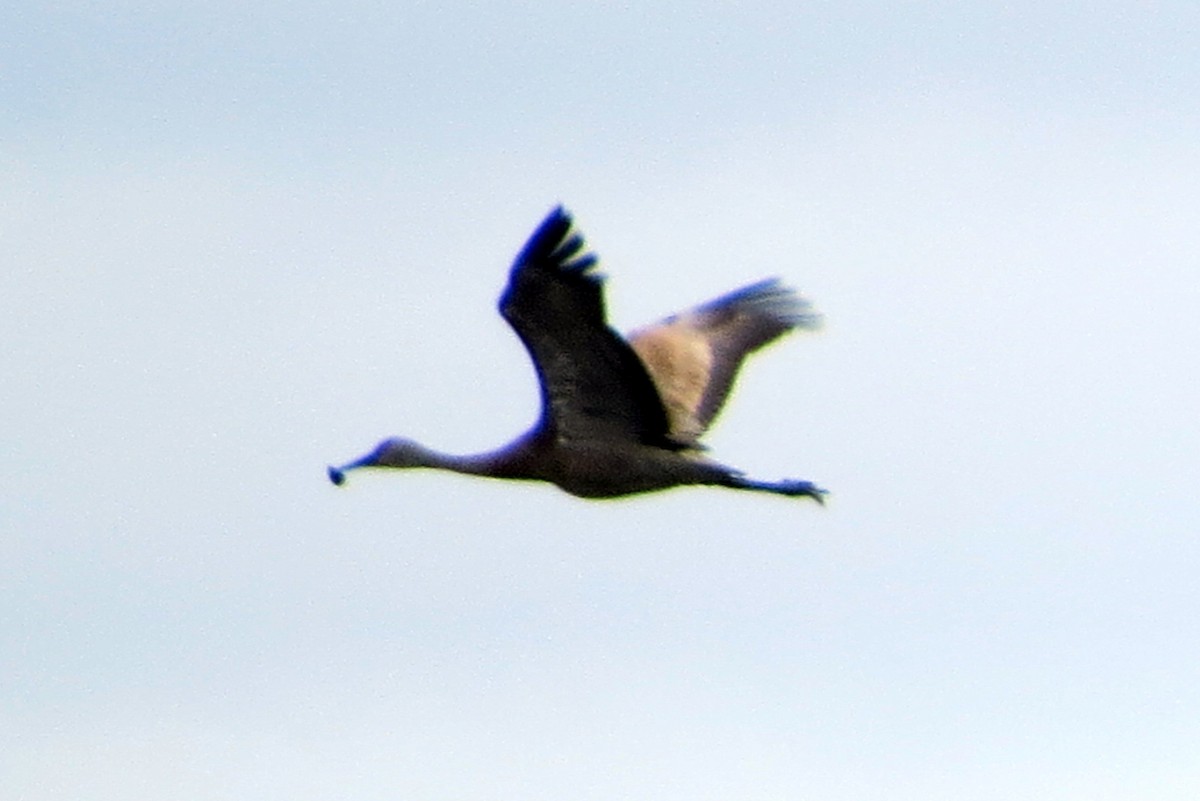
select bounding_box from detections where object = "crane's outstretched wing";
[499,207,673,446]
[629,278,820,442]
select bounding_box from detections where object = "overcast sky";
[5,3,1200,800]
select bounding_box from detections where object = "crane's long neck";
[437,429,546,480]
[329,430,546,486]
[422,445,530,478]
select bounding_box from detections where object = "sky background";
[4,2,1200,799]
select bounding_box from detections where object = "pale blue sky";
[4,3,1200,800]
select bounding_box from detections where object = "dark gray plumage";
[328,206,825,501]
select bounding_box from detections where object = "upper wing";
[628,278,820,442]
[499,207,673,446]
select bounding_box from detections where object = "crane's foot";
[776,480,827,504]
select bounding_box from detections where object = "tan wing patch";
[629,323,713,442]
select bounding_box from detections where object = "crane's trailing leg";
[725,475,828,503]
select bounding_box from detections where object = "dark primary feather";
[498,206,673,446]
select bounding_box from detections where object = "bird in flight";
[328,206,826,502]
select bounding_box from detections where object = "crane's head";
[327,437,434,485]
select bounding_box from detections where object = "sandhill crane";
[328,206,826,502]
